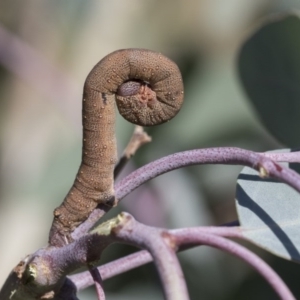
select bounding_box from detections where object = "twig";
[69,226,241,291]
[72,147,300,241]
[93,213,190,300]
[115,148,300,200]
[88,266,105,300]
[262,151,300,162]
[114,125,151,179]
[70,218,295,300]
[173,231,295,300]
[69,250,152,291]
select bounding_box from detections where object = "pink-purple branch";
[173,231,295,300]
[70,222,295,300]
[3,146,298,298]
[115,148,300,200]
[262,151,300,162]
[111,213,189,300]
[88,266,105,300]
[70,226,241,291]
[73,148,300,240]
[69,250,152,291]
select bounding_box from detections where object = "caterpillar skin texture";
[48,49,184,247]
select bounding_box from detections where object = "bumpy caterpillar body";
[49,48,184,247]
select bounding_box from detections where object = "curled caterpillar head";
[86,48,184,126]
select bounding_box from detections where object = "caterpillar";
[48,48,184,247]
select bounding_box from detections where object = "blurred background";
[0,1,300,299]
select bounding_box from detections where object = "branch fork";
[2,146,300,299]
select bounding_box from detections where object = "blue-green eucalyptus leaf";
[238,13,300,147]
[235,149,300,261]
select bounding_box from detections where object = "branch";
[12,147,294,298]
[114,126,151,179]
[92,213,189,300]
[88,266,105,300]
[69,250,152,291]
[0,229,116,300]
[262,151,300,162]
[72,216,295,300]
[72,148,300,241]
[69,226,241,291]
[173,230,295,300]
[115,148,300,200]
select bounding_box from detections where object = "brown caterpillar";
[48,49,184,247]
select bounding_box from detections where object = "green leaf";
[235,149,300,261]
[238,13,300,147]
